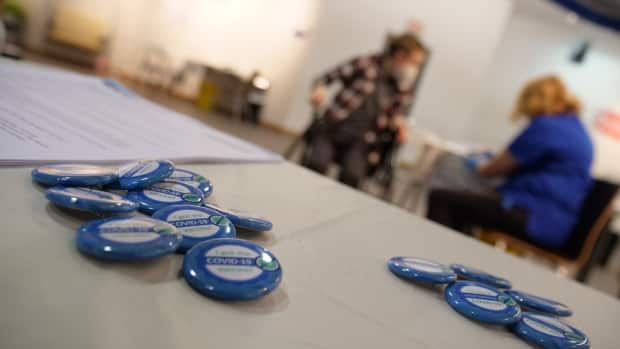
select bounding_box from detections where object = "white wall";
[110,0,321,127]
[470,3,620,148]
[284,0,514,161]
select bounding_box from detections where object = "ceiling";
[514,0,620,32]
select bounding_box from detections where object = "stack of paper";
[0,59,281,165]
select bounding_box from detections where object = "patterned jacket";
[315,54,416,148]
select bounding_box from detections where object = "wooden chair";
[478,179,619,279]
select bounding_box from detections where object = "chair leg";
[597,232,617,267]
[380,172,394,202]
[397,181,421,210]
[576,224,614,282]
[284,138,303,160]
[576,254,597,282]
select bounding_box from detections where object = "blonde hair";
[511,75,581,121]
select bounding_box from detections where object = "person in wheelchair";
[303,33,426,188]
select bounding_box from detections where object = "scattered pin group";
[32,160,281,301]
[387,256,589,348]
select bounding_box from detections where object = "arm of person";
[383,89,416,144]
[477,151,519,177]
[313,55,367,87]
[311,56,363,107]
[477,118,551,178]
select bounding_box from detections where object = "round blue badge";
[387,256,457,284]
[126,180,204,214]
[109,160,175,190]
[450,264,512,289]
[45,186,138,214]
[204,202,272,231]
[168,168,213,197]
[76,216,182,261]
[32,164,117,186]
[152,204,235,253]
[444,281,522,325]
[505,290,572,317]
[510,312,589,349]
[183,238,282,300]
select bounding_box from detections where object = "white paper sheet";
[0,60,281,165]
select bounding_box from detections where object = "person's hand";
[310,85,327,108]
[396,125,409,144]
[391,114,409,144]
[464,151,494,172]
[368,151,381,165]
[389,114,406,130]
[464,155,481,172]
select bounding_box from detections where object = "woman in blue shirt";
[427,75,593,249]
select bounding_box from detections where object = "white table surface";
[1,162,619,348]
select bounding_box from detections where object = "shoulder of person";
[348,54,381,68]
[538,113,581,126]
[530,115,560,129]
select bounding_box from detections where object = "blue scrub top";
[499,114,593,248]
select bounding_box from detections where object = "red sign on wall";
[596,109,620,140]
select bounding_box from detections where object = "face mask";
[392,64,419,91]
